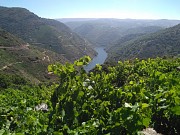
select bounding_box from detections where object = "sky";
[0,0,180,20]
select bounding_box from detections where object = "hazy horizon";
[1,0,180,20]
[57,18,180,20]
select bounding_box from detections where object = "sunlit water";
[84,47,107,72]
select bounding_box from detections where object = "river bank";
[84,47,107,72]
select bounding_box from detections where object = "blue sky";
[0,0,180,19]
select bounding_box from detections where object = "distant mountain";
[58,18,98,23]
[62,19,180,47]
[107,23,180,61]
[0,7,96,62]
[106,33,145,51]
[0,28,69,83]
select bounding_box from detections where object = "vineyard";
[0,56,180,134]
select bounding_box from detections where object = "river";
[84,47,107,72]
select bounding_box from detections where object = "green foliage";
[0,73,28,89]
[47,57,180,134]
[0,56,180,134]
[0,85,54,134]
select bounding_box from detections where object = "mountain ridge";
[0,6,96,62]
[62,18,180,47]
[107,23,180,61]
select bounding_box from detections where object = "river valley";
[84,47,108,72]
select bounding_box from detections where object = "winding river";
[84,47,107,72]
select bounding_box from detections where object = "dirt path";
[0,44,30,50]
[0,44,50,71]
[0,62,23,71]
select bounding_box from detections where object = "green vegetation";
[0,56,180,134]
[0,28,25,47]
[0,6,180,135]
[0,28,70,83]
[0,73,28,89]
[0,6,96,62]
[107,23,180,61]
[64,19,180,47]
[0,84,53,135]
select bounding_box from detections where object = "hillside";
[0,7,96,62]
[106,33,145,51]
[0,28,69,83]
[0,56,180,134]
[61,19,180,47]
[107,23,180,61]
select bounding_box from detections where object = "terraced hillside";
[0,28,69,83]
[0,6,96,62]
